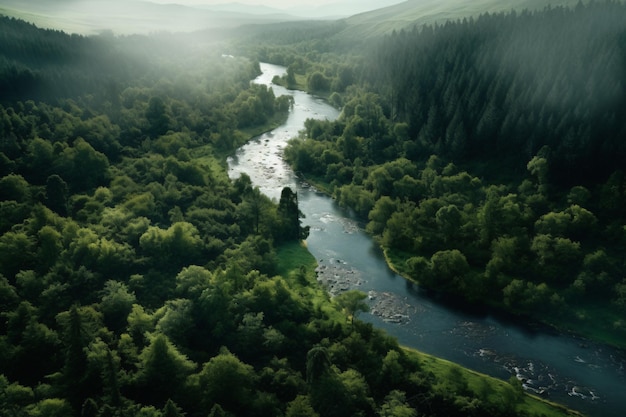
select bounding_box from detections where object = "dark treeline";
[0,14,575,417]
[0,16,138,102]
[368,1,626,185]
[282,1,626,346]
[0,15,256,104]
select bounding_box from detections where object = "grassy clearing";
[383,247,415,278]
[293,74,308,91]
[275,240,317,278]
[275,241,343,321]
[271,73,308,91]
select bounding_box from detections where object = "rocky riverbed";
[315,257,418,324]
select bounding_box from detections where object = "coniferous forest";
[1,1,625,417]
[280,1,626,346]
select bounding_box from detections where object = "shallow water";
[228,63,626,417]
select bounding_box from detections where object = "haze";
[0,0,405,35]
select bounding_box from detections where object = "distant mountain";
[0,0,583,39]
[165,0,405,20]
[340,0,581,39]
[0,0,304,35]
[282,0,405,19]
[197,2,291,16]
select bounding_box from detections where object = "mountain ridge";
[0,0,304,35]
[340,0,581,39]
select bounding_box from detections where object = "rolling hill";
[339,0,581,39]
[0,0,303,35]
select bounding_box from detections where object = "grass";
[275,241,343,321]
[275,241,583,417]
[383,247,415,278]
[271,73,309,93]
[276,243,576,416]
[275,240,317,278]
[404,347,584,417]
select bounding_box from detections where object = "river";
[227,62,626,417]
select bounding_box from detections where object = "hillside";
[339,0,581,39]
[0,0,302,35]
[280,1,626,347]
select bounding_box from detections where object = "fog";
[0,0,404,35]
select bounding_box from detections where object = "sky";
[147,0,405,13]
[148,0,347,8]
[0,0,406,35]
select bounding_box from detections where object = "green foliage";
[285,395,319,417]
[135,334,196,406]
[378,390,417,417]
[139,222,204,270]
[306,346,331,385]
[307,72,330,92]
[99,280,136,333]
[0,13,587,417]
[26,398,73,417]
[276,187,309,242]
[333,290,369,324]
[195,348,256,414]
[279,3,626,347]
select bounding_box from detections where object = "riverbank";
[383,247,626,351]
[402,346,585,417]
[291,166,626,353]
[273,242,582,417]
[231,62,626,417]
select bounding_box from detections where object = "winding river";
[228,63,626,417]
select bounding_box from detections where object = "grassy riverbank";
[403,347,584,417]
[191,108,291,171]
[275,242,582,417]
[285,166,626,352]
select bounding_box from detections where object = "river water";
[228,62,626,417]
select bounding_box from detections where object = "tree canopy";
[0,10,598,417]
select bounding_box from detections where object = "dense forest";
[0,14,582,417]
[278,2,626,346]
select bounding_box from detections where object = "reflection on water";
[228,62,626,417]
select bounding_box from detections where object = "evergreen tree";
[277,187,309,242]
[62,305,89,411]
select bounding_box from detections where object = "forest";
[0,13,585,417]
[269,2,626,346]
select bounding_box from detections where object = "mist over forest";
[1,1,625,417]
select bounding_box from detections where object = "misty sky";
[150,0,351,8]
[0,0,406,35]
[148,0,404,12]
[150,0,336,6]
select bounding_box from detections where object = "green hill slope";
[0,0,302,35]
[340,0,580,39]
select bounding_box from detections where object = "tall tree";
[334,290,369,324]
[134,334,195,407]
[62,305,89,411]
[146,97,171,137]
[45,174,69,216]
[277,187,309,242]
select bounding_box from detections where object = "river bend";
[227,63,626,417]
